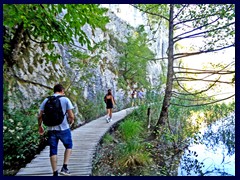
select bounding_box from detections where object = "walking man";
[131,89,137,106]
[137,89,144,105]
[38,84,75,176]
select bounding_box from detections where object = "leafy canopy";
[117,25,155,90]
[3,4,110,62]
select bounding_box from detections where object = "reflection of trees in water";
[201,112,235,156]
[179,112,235,176]
[181,151,234,176]
[180,150,205,175]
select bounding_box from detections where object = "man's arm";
[38,110,44,135]
[67,109,74,126]
[38,110,43,126]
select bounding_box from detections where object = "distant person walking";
[38,84,75,176]
[131,89,137,106]
[104,89,116,123]
[137,89,144,105]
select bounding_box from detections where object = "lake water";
[178,112,235,176]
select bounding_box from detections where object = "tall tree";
[132,4,235,139]
[117,25,155,90]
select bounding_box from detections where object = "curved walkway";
[16,107,136,176]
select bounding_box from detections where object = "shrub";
[115,141,152,169]
[79,92,107,122]
[115,117,153,172]
[3,106,45,172]
[118,118,143,142]
[102,133,114,144]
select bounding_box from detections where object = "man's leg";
[63,149,72,165]
[59,149,72,176]
[59,129,73,176]
[50,155,58,172]
[48,131,59,176]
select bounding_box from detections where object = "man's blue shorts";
[47,128,73,157]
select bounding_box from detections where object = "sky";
[101,4,146,27]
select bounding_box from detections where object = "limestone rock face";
[5,5,168,124]
[60,5,168,101]
[7,41,67,108]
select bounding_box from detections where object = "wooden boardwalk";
[16,107,136,176]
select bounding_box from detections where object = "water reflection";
[178,112,235,176]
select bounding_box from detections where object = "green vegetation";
[3,85,108,176]
[79,92,107,122]
[3,4,109,66]
[3,84,46,176]
[115,119,152,172]
[93,94,235,176]
[110,25,156,91]
[102,133,114,144]
[3,4,235,176]
[3,5,111,175]
[134,4,235,138]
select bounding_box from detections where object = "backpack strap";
[46,95,65,101]
[57,95,67,116]
[46,95,53,99]
[56,95,65,99]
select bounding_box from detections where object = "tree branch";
[149,57,168,61]
[174,17,221,40]
[130,4,169,21]
[173,77,233,84]
[26,30,58,44]
[172,94,212,102]
[170,94,235,107]
[172,4,189,21]
[174,61,235,85]
[173,5,233,27]
[173,61,235,72]
[174,71,234,75]
[172,91,234,101]
[173,73,220,95]
[173,22,234,44]
[173,44,235,60]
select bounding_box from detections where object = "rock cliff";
[4,5,168,124]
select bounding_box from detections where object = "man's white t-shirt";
[40,94,74,131]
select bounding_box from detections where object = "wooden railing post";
[147,107,151,129]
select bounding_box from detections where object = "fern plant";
[115,141,152,169]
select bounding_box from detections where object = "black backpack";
[42,95,66,126]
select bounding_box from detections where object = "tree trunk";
[149,4,174,140]
[5,22,25,67]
